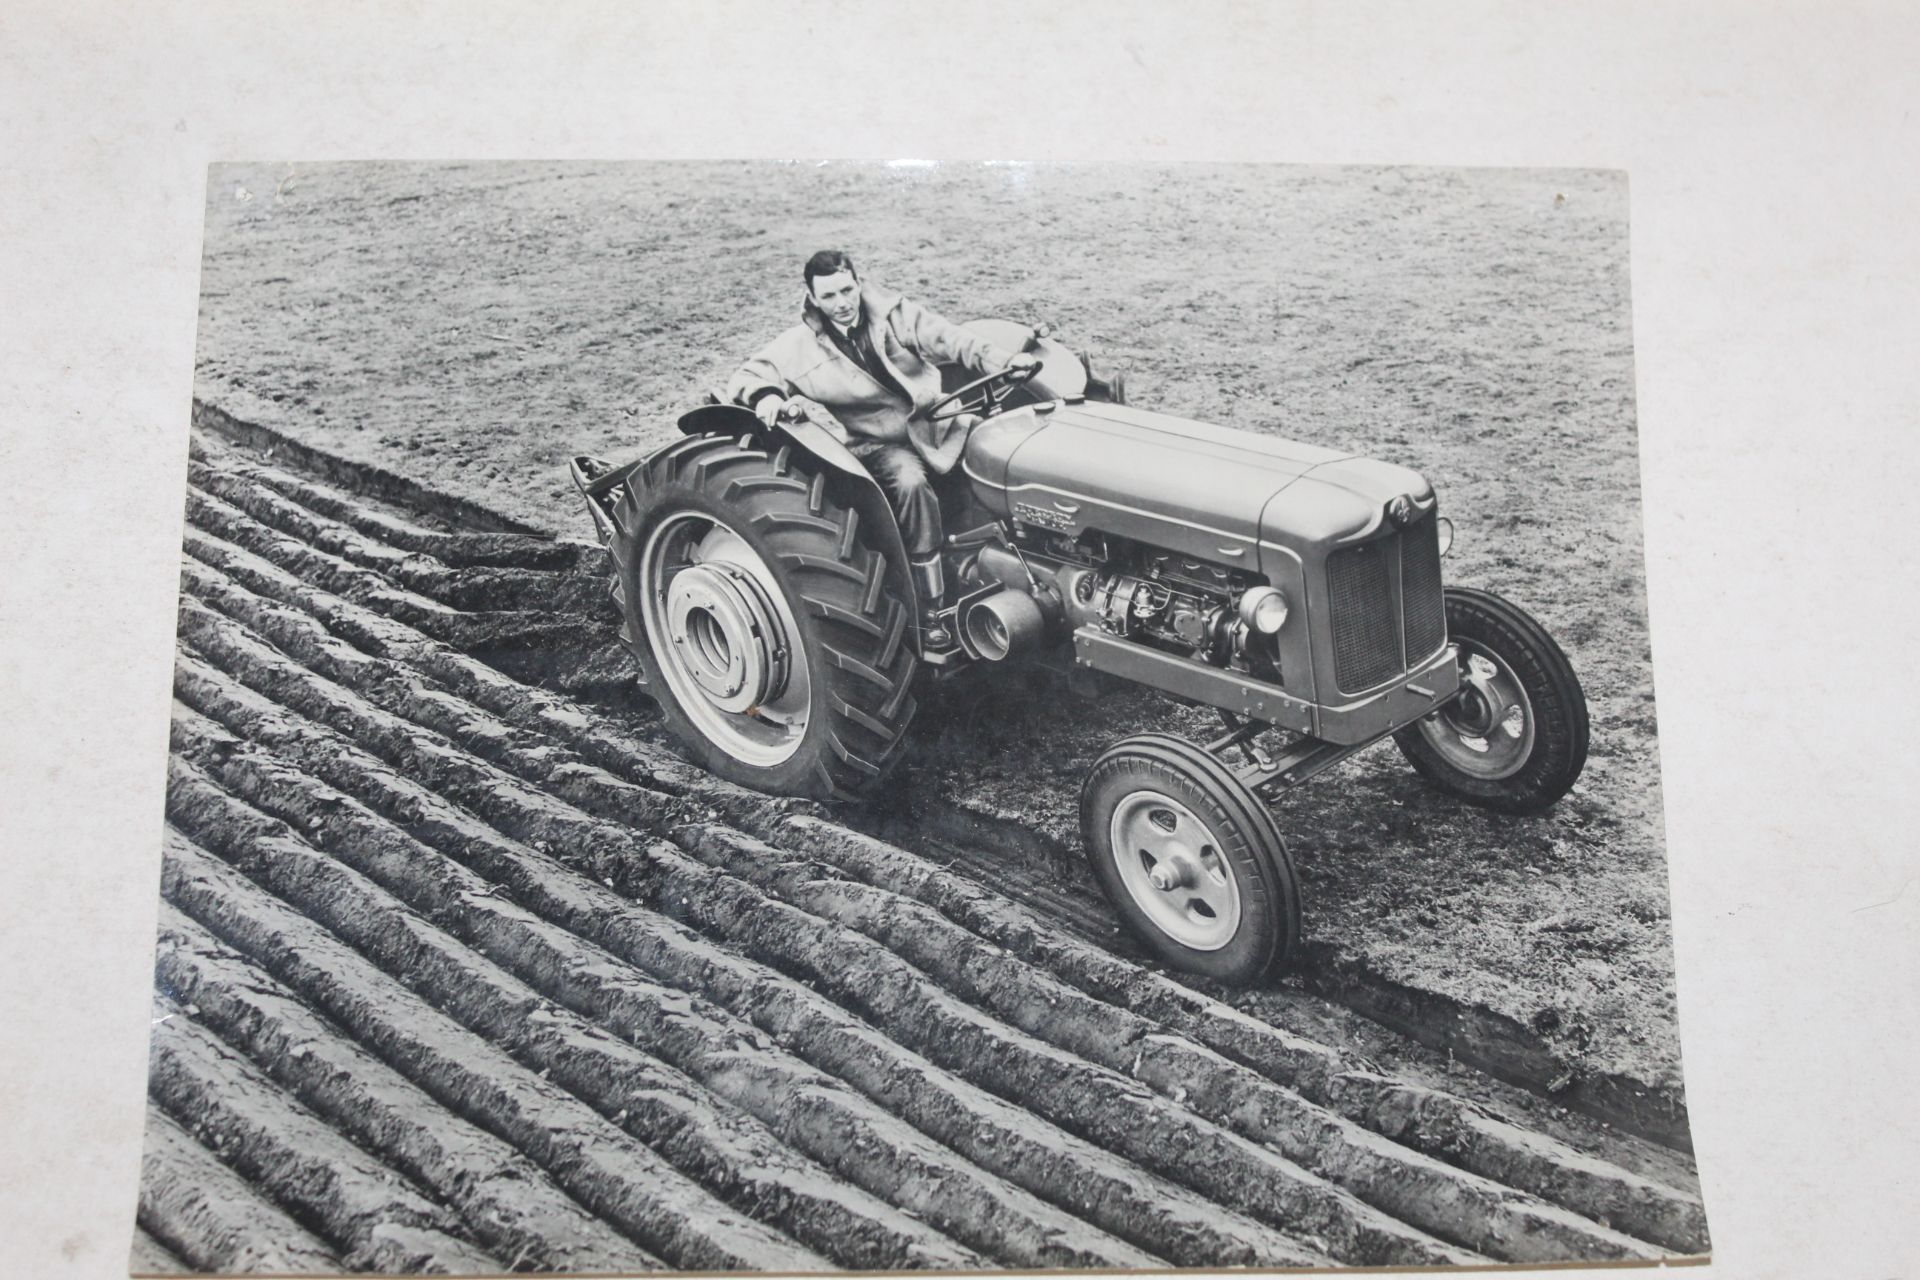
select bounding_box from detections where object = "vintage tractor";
[570,321,1588,983]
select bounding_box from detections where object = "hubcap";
[1109,791,1242,952]
[1417,643,1536,780]
[664,562,786,713]
[641,513,812,767]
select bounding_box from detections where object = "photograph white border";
[5,4,1916,1278]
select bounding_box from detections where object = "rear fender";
[671,402,921,641]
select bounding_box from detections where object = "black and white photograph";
[130,159,1707,1273]
[16,8,1920,1280]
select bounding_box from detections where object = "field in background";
[190,161,1681,1118]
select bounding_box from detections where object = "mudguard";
[667,401,919,633]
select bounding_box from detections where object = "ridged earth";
[137,423,1707,1273]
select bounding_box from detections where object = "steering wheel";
[926,361,1042,423]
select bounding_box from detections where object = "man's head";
[804,249,863,329]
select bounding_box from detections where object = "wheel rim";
[641,512,812,767]
[1416,641,1536,780]
[1108,790,1242,952]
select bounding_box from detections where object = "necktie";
[847,322,909,404]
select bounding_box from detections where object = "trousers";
[849,440,944,557]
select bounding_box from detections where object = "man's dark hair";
[803,249,857,291]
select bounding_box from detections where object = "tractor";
[570,320,1588,983]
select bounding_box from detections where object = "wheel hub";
[1147,853,1199,892]
[1419,646,1536,780]
[1110,791,1241,952]
[663,561,789,713]
[640,514,814,768]
[1451,680,1498,736]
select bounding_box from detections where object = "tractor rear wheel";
[610,434,918,801]
[1081,733,1301,984]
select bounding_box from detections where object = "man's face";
[809,270,862,329]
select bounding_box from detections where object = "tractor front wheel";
[1393,586,1590,814]
[1081,734,1301,984]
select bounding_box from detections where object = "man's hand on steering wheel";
[927,354,1043,423]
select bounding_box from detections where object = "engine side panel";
[963,399,1448,711]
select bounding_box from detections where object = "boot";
[911,554,952,648]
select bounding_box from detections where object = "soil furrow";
[137,1109,341,1275]
[176,525,1697,1258]
[870,818,1122,949]
[180,498,1697,1246]
[184,498,473,636]
[146,432,1706,1270]
[184,517,624,680]
[187,472,605,613]
[166,582,1429,1263]
[181,494,605,678]
[523,747,1658,1263]
[156,819,826,1274]
[174,549,583,745]
[179,513,801,812]
[172,543,1683,1257]
[153,903,664,1274]
[635,838,1482,1266]
[192,396,545,536]
[672,824,1660,1263]
[148,995,502,1273]
[189,432,598,571]
[163,709,1034,1272]
[168,668,1309,1269]
[755,816,1710,1253]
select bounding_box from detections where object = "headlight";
[1238,586,1289,634]
[1435,516,1455,556]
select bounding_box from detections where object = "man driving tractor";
[726,250,1041,646]
[575,259,1589,982]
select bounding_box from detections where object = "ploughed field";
[140,420,1705,1271]
[189,161,1684,1137]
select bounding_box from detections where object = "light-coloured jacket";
[726,285,1015,474]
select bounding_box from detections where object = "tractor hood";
[963,401,1434,579]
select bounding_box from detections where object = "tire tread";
[607,432,918,801]
[1080,733,1301,984]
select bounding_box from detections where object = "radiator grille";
[1400,514,1447,660]
[1326,538,1401,693]
[1326,509,1449,694]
